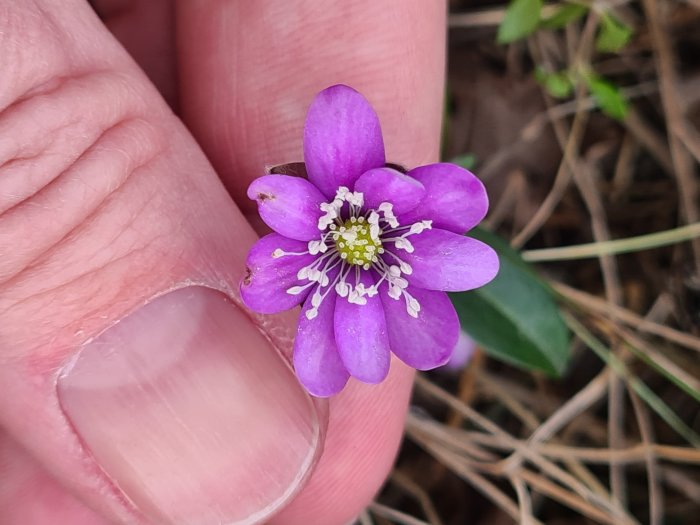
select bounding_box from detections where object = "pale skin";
[0,1,446,524]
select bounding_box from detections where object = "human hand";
[0,1,445,523]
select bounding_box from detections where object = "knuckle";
[0,70,171,359]
[0,71,165,284]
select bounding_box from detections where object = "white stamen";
[378,202,399,228]
[308,240,327,255]
[408,220,432,235]
[394,277,409,289]
[369,224,380,241]
[335,281,349,297]
[320,203,338,216]
[378,202,393,214]
[405,292,421,318]
[346,191,364,207]
[273,247,310,258]
[347,289,367,305]
[393,237,414,253]
[276,186,430,318]
[318,216,333,230]
[388,283,402,300]
[341,230,358,243]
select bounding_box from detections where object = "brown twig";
[623,108,675,177]
[390,471,445,525]
[436,428,700,464]
[512,14,599,248]
[413,377,638,524]
[662,466,700,503]
[369,503,432,525]
[359,510,375,525]
[641,0,700,274]
[553,282,700,353]
[628,389,664,525]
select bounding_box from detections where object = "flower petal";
[240,234,315,314]
[353,167,426,215]
[444,331,477,371]
[334,272,390,384]
[397,229,499,292]
[247,175,325,241]
[399,163,488,234]
[380,284,459,369]
[304,85,385,198]
[294,291,349,397]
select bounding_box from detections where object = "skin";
[0,1,446,524]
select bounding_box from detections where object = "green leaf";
[540,3,588,29]
[584,75,629,120]
[535,68,574,98]
[497,0,544,44]
[595,14,633,52]
[450,153,477,170]
[450,228,571,375]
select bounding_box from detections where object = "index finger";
[177,0,445,209]
[175,2,446,524]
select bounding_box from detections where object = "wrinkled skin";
[0,1,445,524]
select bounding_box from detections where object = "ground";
[367,2,700,524]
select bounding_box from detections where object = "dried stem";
[641,0,700,274]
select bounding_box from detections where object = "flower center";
[333,218,383,267]
[275,186,432,320]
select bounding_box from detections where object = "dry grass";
[368,1,700,523]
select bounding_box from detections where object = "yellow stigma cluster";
[333,217,383,267]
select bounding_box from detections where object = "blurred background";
[364,1,700,524]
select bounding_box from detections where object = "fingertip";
[270,360,415,525]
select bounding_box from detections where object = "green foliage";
[584,74,629,120]
[450,153,477,171]
[451,228,571,376]
[497,0,544,43]
[540,3,588,29]
[596,13,633,52]
[534,68,630,120]
[535,68,574,98]
[497,0,631,51]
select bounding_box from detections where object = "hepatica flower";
[241,85,499,397]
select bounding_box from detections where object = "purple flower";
[240,85,499,397]
[443,331,478,372]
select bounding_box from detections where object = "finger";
[0,431,110,525]
[88,0,178,106]
[0,2,325,524]
[176,0,445,212]
[175,2,446,524]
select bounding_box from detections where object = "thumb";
[0,2,323,524]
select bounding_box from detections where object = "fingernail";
[58,286,321,525]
